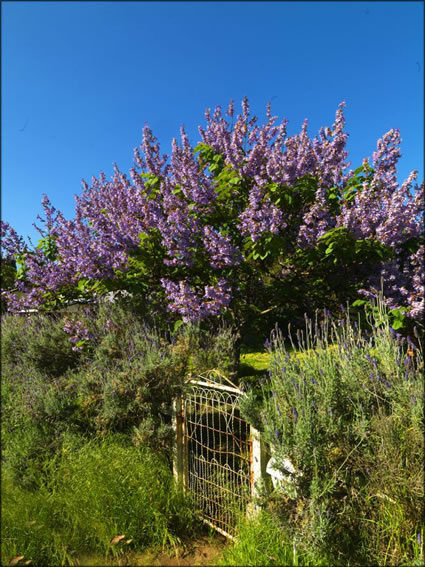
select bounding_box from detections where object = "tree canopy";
[1,98,424,336]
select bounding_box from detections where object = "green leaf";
[352,299,368,307]
[173,319,184,333]
[325,243,335,255]
[193,142,207,154]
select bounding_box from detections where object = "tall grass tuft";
[1,434,199,566]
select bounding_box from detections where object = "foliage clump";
[1,301,237,489]
[241,294,424,565]
[1,99,423,343]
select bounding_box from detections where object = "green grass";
[238,347,340,382]
[1,434,199,567]
[219,510,330,566]
[239,351,270,374]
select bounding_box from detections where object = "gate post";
[172,397,184,490]
[248,425,268,517]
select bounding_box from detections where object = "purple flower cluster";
[202,226,242,268]
[200,100,350,193]
[171,127,216,207]
[159,184,200,267]
[0,221,27,260]
[63,317,90,351]
[296,184,333,248]
[161,278,231,322]
[1,98,423,322]
[239,185,286,242]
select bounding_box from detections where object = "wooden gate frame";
[172,371,267,539]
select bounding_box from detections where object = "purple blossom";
[239,185,286,242]
[2,97,423,325]
[160,278,232,323]
[202,226,242,269]
[63,317,90,351]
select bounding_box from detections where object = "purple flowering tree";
[1,98,423,342]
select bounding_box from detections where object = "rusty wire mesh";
[184,381,252,539]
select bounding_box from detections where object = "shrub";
[1,312,80,376]
[243,294,424,565]
[178,321,238,376]
[1,301,239,491]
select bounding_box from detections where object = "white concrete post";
[248,425,268,517]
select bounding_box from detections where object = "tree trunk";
[229,331,242,382]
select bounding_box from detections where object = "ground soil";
[76,535,228,566]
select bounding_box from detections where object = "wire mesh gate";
[173,372,262,540]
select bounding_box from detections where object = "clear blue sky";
[2,1,423,244]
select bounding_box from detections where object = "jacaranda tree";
[1,98,424,341]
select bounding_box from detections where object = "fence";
[173,371,267,540]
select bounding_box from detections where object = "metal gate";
[174,372,259,539]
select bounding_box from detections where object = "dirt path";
[77,536,227,566]
[134,537,226,566]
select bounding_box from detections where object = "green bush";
[178,321,238,376]
[242,294,424,566]
[0,302,239,565]
[1,301,240,489]
[1,312,80,376]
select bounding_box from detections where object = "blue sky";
[2,1,423,244]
